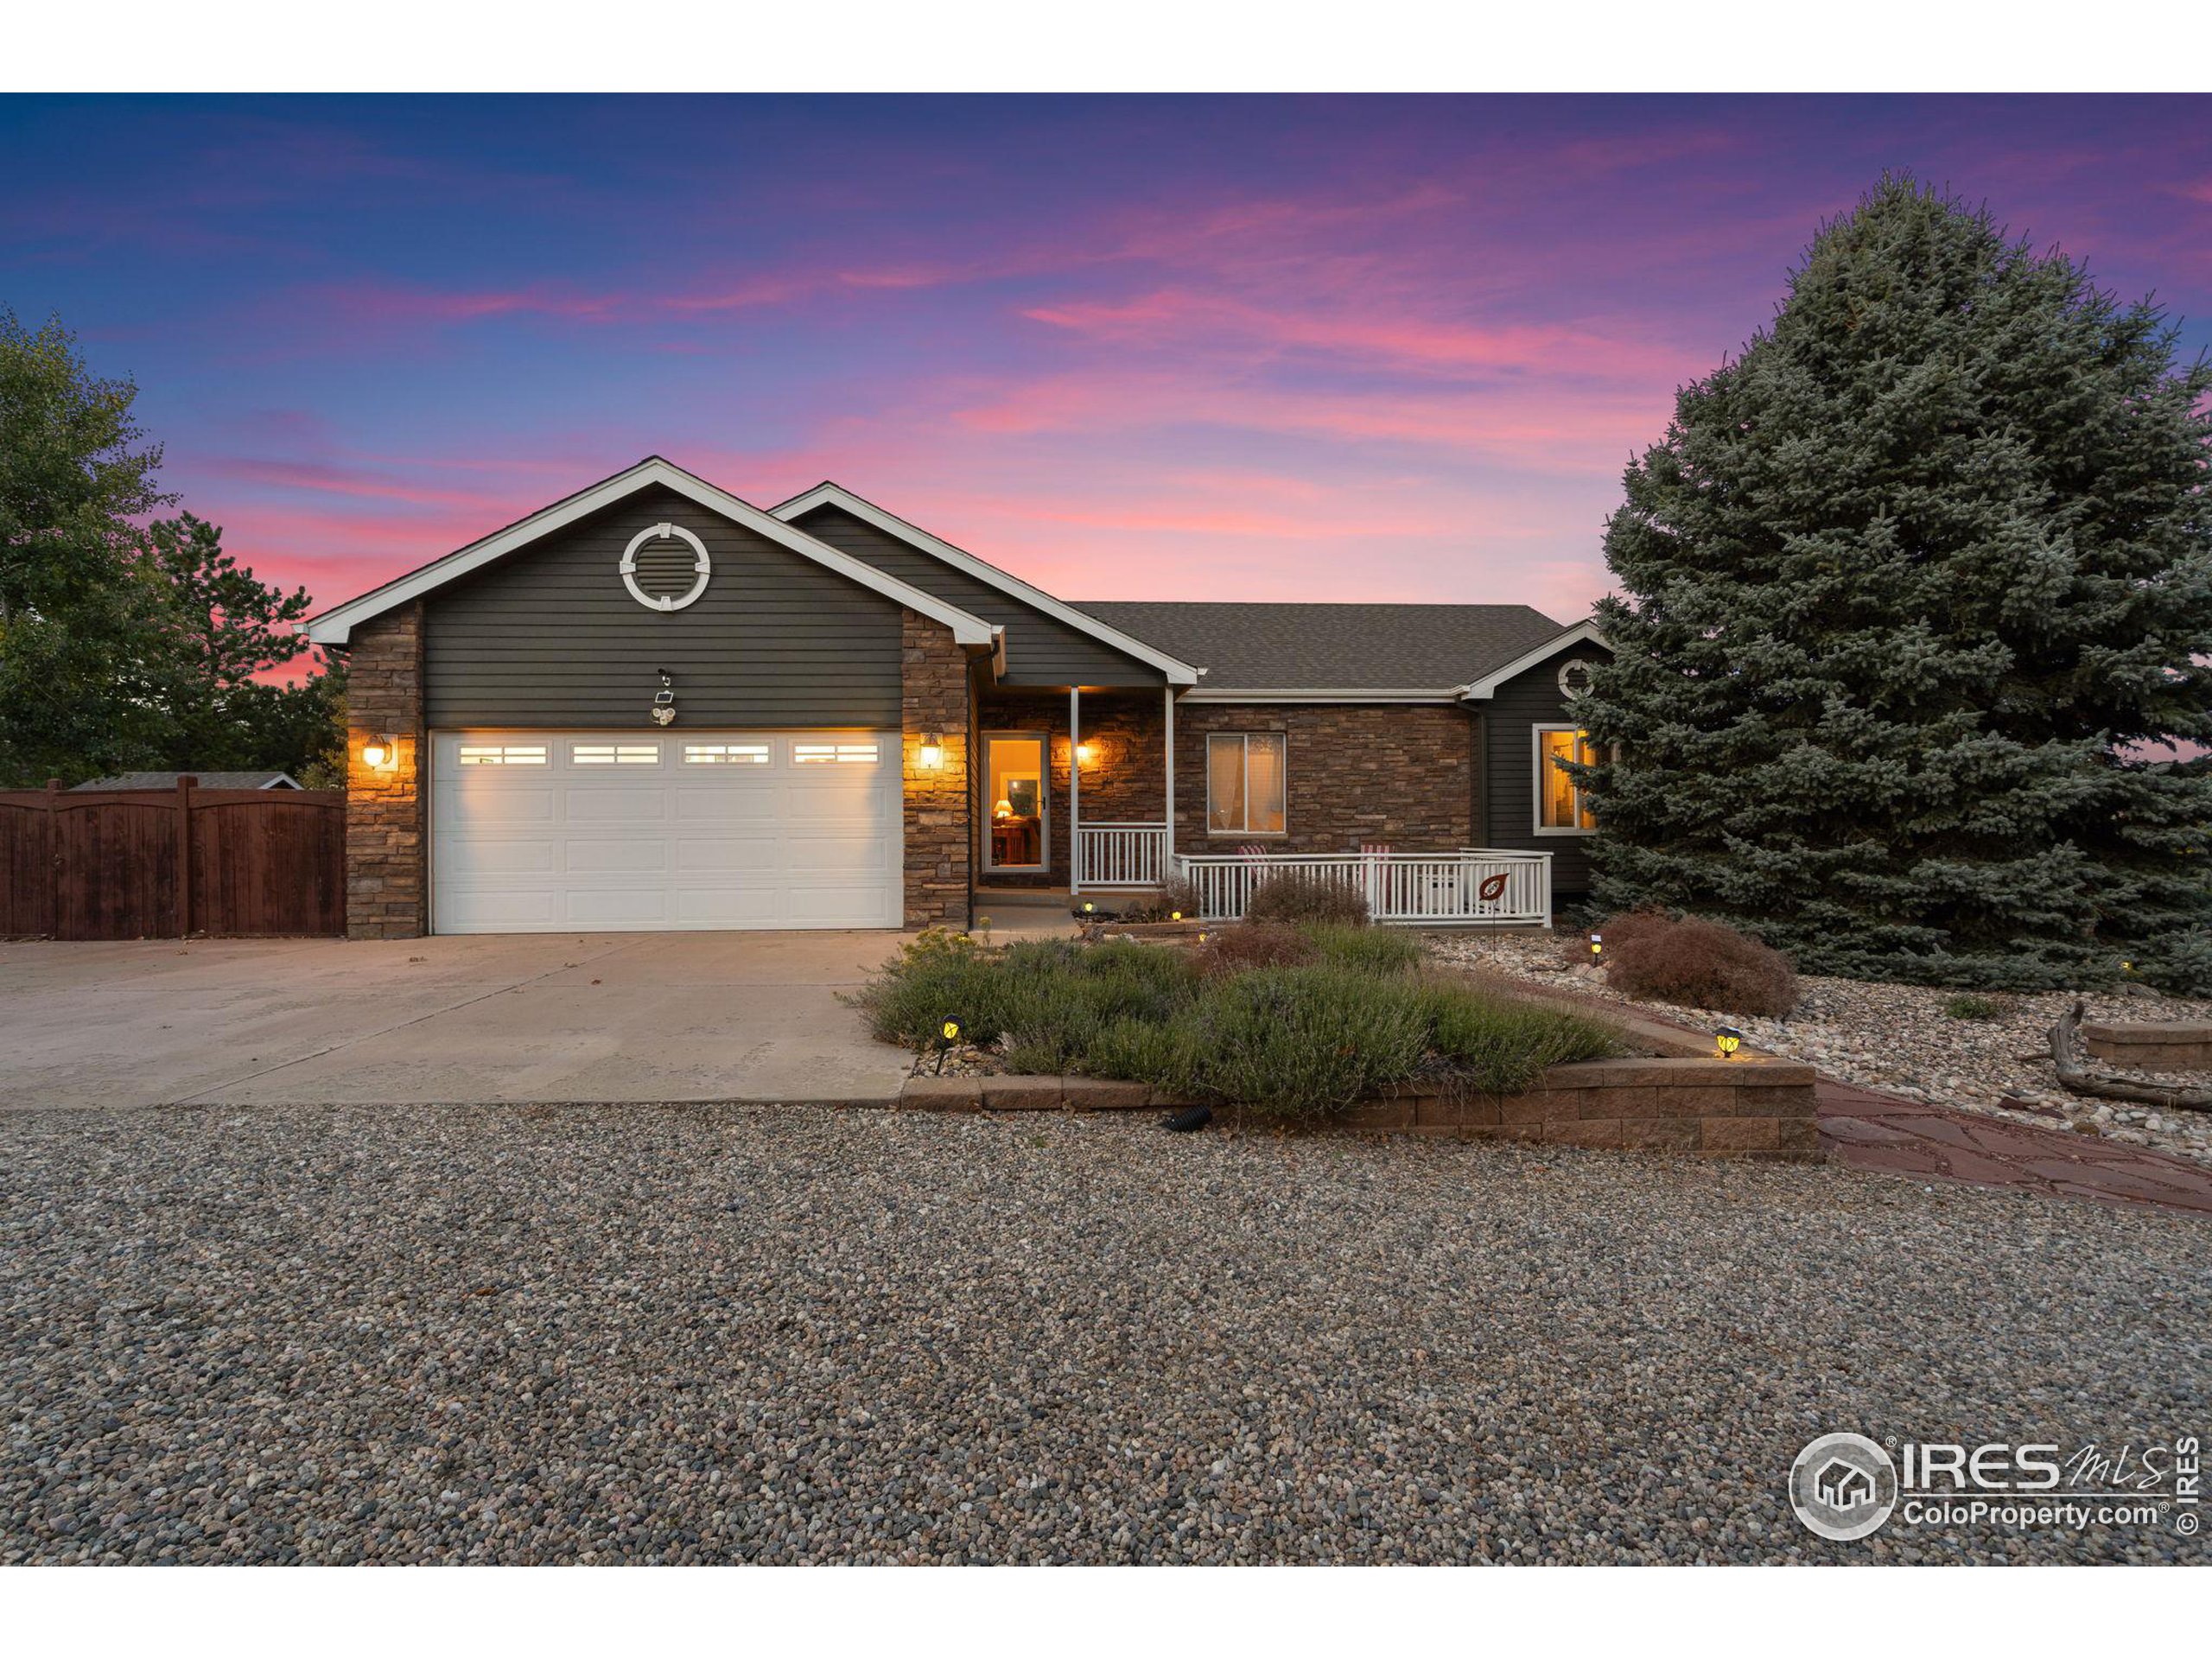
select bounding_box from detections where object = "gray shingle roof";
[1070,601,1565,692]
[73,771,302,791]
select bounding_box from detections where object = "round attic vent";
[1557,658,1595,696]
[620,523,711,612]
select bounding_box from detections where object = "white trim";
[619,522,710,613]
[302,457,998,649]
[1179,686,1461,704]
[771,481,1200,687]
[1457,619,1611,701]
[1531,722,1599,837]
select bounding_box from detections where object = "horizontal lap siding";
[793,505,1163,689]
[1480,642,1612,893]
[425,486,903,728]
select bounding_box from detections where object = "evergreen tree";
[1577,176,2212,993]
[143,510,329,775]
[0,308,176,784]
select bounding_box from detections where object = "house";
[302,457,1610,938]
[1814,1458,1877,1513]
[72,771,305,791]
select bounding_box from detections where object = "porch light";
[918,732,944,769]
[1076,741,1096,766]
[361,734,398,772]
[1714,1026,1743,1058]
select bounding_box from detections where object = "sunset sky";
[6,93,2210,630]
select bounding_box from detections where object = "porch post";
[1068,685,1081,895]
[1161,684,1174,879]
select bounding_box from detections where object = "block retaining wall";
[898,1054,1822,1160]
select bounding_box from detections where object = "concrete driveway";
[0,931,915,1109]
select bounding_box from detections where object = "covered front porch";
[972,684,1551,925]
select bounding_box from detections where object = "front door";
[982,733,1048,873]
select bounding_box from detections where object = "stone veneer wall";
[345,602,428,939]
[902,611,973,928]
[1172,702,1475,854]
[975,688,1166,887]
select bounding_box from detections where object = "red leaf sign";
[1478,872,1509,902]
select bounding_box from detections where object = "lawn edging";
[895,1052,1821,1160]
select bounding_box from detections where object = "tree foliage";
[0,309,342,786]
[1577,176,2212,993]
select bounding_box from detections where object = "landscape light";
[1714,1026,1743,1058]
[1589,932,1603,958]
[940,1018,963,1045]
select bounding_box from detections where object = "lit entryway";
[430,730,902,932]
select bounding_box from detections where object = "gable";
[423,482,906,729]
[787,503,1164,688]
[303,457,995,650]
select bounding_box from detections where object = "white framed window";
[794,741,880,765]
[1206,733,1287,836]
[683,742,771,766]
[1534,725,1599,834]
[457,743,548,766]
[570,742,660,766]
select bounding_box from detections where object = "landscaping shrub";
[1112,874,1203,925]
[1194,923,1317,976]
[1418,976,1621,1095]
[1188,966,1431,1118]
[1305,923,1421,977]
[1942,993,2002,1020]
[852,928,1624,1121]
[1242,871,1370,927]
[1599,912,1800,1017]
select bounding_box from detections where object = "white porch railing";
[1171,849,1552,927]
[1074,822,1172,890]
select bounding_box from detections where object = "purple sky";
[6,94,2209,632]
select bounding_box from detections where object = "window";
[683,742,770,766]
[1535,727,1599,833]
[1206,733,1287,835]
[571,742,660,766]
[794,741,880,765]
[457,743,548,766]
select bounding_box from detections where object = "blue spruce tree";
[1579,176,2212,992]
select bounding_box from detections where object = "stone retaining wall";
[898,1053,1822,1160]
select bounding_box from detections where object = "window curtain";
[1247,734,1286,833]
[1207,735,1246,832]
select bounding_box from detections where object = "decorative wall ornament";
[652,668,677,727]
[1556,658,1595,697]
[620,522,712,612]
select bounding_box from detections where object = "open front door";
[982,732,1048,873]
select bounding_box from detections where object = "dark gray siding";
[1478,640,1613,893]
[791,504,1165,688]
[423,485,904,728]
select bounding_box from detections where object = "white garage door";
[430,730,903,932]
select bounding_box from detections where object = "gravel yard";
[1431,931,2212,1168]
[5,1103,2206,1565]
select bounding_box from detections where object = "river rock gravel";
[1430,931,2212,1168]
[3,1103,2205,1565]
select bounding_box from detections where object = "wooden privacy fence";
[0,779,345,939]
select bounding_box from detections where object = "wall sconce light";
[918,731,944,769]
[1714,1025,1743,1058]
[361,734,399,772]
[1075,741,1096,766]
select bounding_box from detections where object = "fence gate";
[0,779,346,939]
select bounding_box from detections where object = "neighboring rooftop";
[1072,601,1565,693]
[73,771,303,791]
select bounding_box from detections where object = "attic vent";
[620,523,712,612]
